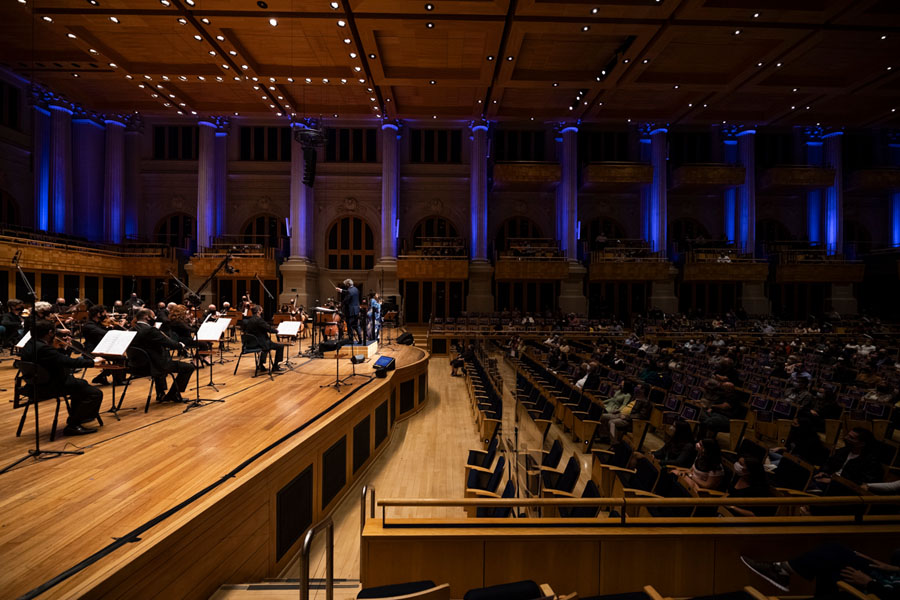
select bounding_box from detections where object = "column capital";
[468,118,490,132]
[721,124,756,142]
[28,84,74,114]
[199,115,230,133]
[637,123,668,138]
[555,122,579,136]
[381,118,402,134]
[886,129,900,148]
[123,113,145,133]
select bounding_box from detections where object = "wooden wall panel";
[364,539,485,598]
[484,540,599,597]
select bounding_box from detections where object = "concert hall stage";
[0,342,429,600]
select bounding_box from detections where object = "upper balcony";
[492,161,560,192]
[588,240,672,281]
[765,243,865,283]
[397,236,469,280]
[582,162,653,193]
[682,248,768,282]
[846,167,900,193]
[669,163,746,193]
[759,165,836,193]
[494,238,568,280]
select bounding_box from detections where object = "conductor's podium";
[322,339,379,359]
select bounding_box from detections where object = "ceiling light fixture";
[429,80,435,84]
[582,26,590,32]
[42,16,52,22]
[72,73,79,77]
[330,1,339,8]
[507,55,514,61]
[89,48,98,54]
[337,19,346,26]
[208,50,216,56]
[591,8,598,14]
[426,22,434,28]
[194,34,202,40]
[776,62,783,67]
[67,33,76,39]
[185,0,194,5]
[487,55,494,61]
[177,17,187,24]
[229,50,237,55]
[160,0,169,5]
[125,74,133,79]
[269,18,278,26]
[201,17,210,24]
[369,53,376,59]
[108,62,117,68]
[734,29,741,35]
[216,35,224,41]
[109,16,119,23]
[642,58,649,64]
[350,52,357,58]
[343,38,351,44]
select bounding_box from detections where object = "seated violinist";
[131,308,195,403]
[21,319,105,436]
[83,304,126,386]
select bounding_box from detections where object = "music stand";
[192,317,231,394]
[382,311,398,347]
[93,329,137,420]
[320,339,346,391]
[276,320,303,369]
[1,252,83,474]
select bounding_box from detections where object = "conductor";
[335,278,362,344]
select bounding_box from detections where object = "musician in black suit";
[335,278,362,344]
[131,308,195,402]
[21,319,105,436]
[241,305,284,372]
[83,304,126,386]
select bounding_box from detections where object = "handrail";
[377,495,899,508]
[299,518,334,600]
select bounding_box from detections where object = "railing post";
[299,518,334,600]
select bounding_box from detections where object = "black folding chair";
[15,361,72,442]
[118,346,174,413]
[233,332,270,377]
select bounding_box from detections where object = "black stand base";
[184,348,224,413]
[0,447,84,475]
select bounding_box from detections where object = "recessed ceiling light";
[359,78,365,83]
[477,100,482,103]
[350,52,357,58]
[42,16,52,22]
[492,100,497,104]
[507,56,513,61]
[568,106,573,110]
[425,3,434,9]
[330,1,339,8]
[208,50,216,55]
[109,16,119,23]
[305,77,311,82]
[791,105,796,110]
[269,18,278,26]
[67,33,76,39]
[703,103,707,107]
[386,98,391,101]
[552,82,558,87]
[229,50,237,56]
[623,59,630,63]
[426,22,434,28]
[642,58,649,64]
[177,17,187,24]
[487,55,494,61]
[216,35,224,41]
[429,80,435,84]
[753,12,759,18]
[370,96,376,101]
[179,75,187,80]
[354,66,361,71]
[343,38,351,44]
[591,7,598,14]
[757,62,763,67]
[776,62,783,67]
[191,110,197,115]
[432,115,437,119]
[889,66,894,71]
[673,84,679,89]
[144,74,151,79]
[337,19,346,26]
[194,34,202,40]
[108,62,117,68]
[241,64,248,70]
[882,35,887,40]
[234,112,239,116]
[323,78,329,83]
[72,73,79,77]
[688,103,692,107]
[734,29,741,35]
[185,0,194,5]
[125,74,133,79]
[160,0,169,5]
[201,17,210,24]
[89,48,98,54]
[582,26,590,32]
[222,64,229,69]
[369,53,376,59]
[18,0,26,5]
[287,77,294,82]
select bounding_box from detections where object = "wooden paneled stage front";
[0,342,429,599]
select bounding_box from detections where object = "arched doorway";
[155,212,194,248]
[495,216,543,253]
[242,213,288,250]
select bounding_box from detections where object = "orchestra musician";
[124,292,144,314]
[131,308,195,403]
[204,304,219,321]
[241,304,285,372]
[368,292,382,342]
[27,301,74,333]
[21,319,105,436]
[169,304,212,365]
[49,297,69,314]
[335,278,362,344]
[1,299,25,345]
[83,304,126,386]
[241,296,252,317]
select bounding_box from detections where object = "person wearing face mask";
[811,427,883,490]
[726,456,776,517]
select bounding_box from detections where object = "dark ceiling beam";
[482,0,517,118]
[340,0,383,119]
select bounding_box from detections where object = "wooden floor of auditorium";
[0,334,627,600]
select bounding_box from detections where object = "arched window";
[756,219,793,243]
[326,216,375,270]
[584,216,626,243]
[242,214,287,248]
[668,218,710,247]
[411,216,458,249]
[0,190,20,227]
[495,216,543,251]
[155,212,194,247]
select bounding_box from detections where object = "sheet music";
[155,322,163,329]
[197,320,226,342]
[215,318,231,335]
[276,321,302,336]
[15,331,31,349]
[93,330,136,356]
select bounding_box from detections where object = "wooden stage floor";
[0,340,426,599]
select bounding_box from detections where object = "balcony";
[682,250,768,282]
[669,163,746,193]
[588,244,671,281]
[846,167,900,193]
[494,238,568,280]
[397,237,469,280]
[759,165,835,193]
[771,247,864,283]
[582,162,653,192]
[492,162,560,191]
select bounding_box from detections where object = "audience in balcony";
[681,439,725,491]
[653,421,698,468]
[726,456,776,517]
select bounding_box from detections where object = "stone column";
[71,116,105,241]
[214,125,228,240]
[556,125,587,314]
[32,105,51,231]
[49,103,74,234]
[196,120,216,250]
[103,118,126,243]
[823,132,843,256]
[280,123,319,308]
[805,131,824,246]
[723,139,737,245]
[642,125,677,313]
[124,115,143,240]
[466,120,494,312]
[375,121,400,300]
[737,130,757,255]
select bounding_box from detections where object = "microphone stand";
[1,251,83,474]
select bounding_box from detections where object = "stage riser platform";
[322,341,379,359]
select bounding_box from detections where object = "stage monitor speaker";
[397,332,414,346]
[319,339,342,352]
[351,354,366,364]
[373,355,396,378]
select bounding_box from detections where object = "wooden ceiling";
[2,0,900,127]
